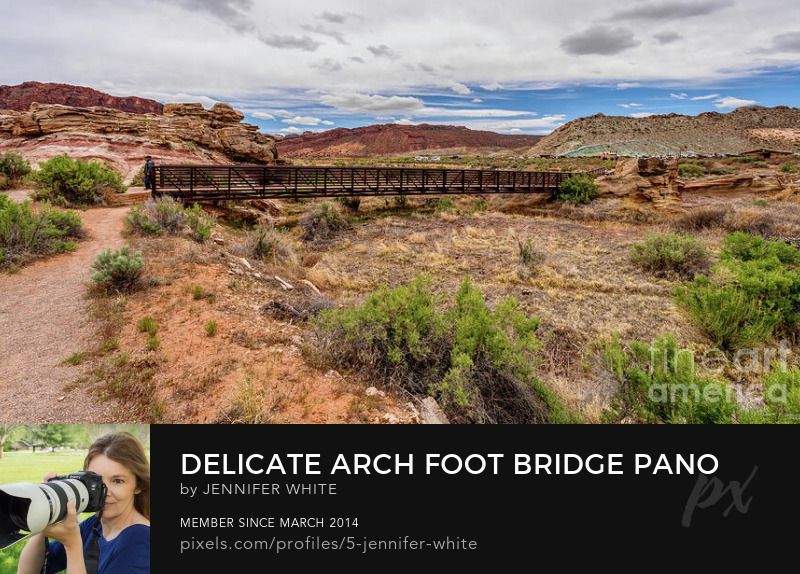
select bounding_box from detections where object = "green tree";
[0,424,23,459]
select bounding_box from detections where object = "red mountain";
[0,81,163,114]
[276,123,543,157]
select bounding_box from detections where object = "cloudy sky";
[1,0,799,134]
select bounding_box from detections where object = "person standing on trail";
[143,155,155,193]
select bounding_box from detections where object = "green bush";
[241,225,297,266]
[678,163,706,178]
[674,233,800,348]
[0,151,31,188]
[205,320,218,337]
[315,275,574,423]
[137,316,159,336]
[127,197,186,235]
[91,246,143,292]
[629,232,710,279]
[752,161,769,168]
[517,237,545,276]
[300,202,350,241]
[185,203,214,242]
[0,195,83,269]
[674,279,780,351]
[780,162,798,173]
[555,174,599,204]
[31,155,125,205]
[336,196,361,212]
[605,334,737,424]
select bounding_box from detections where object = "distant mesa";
[0,81,163,115]
[531,106,800,157]
[276,123,544,158]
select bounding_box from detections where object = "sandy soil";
[0,192,128,422]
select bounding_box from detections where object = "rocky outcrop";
[0,102,278,180]
[596,157,681,209]
[0,81,163,115]
[530,106,800,157]
[277,123,542,157]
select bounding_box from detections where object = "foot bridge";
[152,165,594,201]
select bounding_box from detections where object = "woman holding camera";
[17,432,150,574]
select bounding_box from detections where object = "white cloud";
[251,111,275,120]
[616,82,641,89]
[279,126,304,134]
[320,93,424,114]
[394,118,417,125]
[282,115,330,126]
[629,112,655,118]
[618,102,643,108]
[690,93,720,100]
[714,96,757,108]
[471,98,483,103]
[414,107,534,118]
[273,109,296,118]
[480,82,503,91]
[447,81,472,95]
[670,92,689,99]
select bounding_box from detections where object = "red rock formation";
[0,81,163,115]
[276,123,542,157]
[0,102,277,181]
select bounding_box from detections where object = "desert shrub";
[240,225,297,266]
[717,233,800,330]
[137,316,159,336]
[678,163,706,178]
[674,280,780,351]
[605,334,737,424]
[722,208,776,238]
[471,198,488,212]
[752,161,769,168]
[672,205,731,232]
[130,166,145,186]
[127,197,186,235]
[0,196,83,268]
[759,368,800,422]
[629,232,710,279]
[753,199,769,207]
[433,198,456,212]
[300,202,350,242]
[780,162,798,173]
[185,203,214,242]
[42,206,85,239]
[555,174,598,204]
[31,155,125,205]
[205,320,218,337]
[517,237,545,276]
[0,151,31,188]
[314,275,574,423]
[336,196,361,212]
[393,195,408,209]
[709,166,734,176]
[732,156,757,163]
[91,246,143,292]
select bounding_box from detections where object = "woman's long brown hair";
[84,432,151,520]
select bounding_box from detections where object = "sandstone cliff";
[0,102,278,180]
[277,123,542,157]
[0,81,163,115]
[530,106,800,157]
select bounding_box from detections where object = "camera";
[0,471,107,550]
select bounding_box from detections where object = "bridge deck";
[153,165,584,201]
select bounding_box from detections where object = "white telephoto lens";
[0,483,52,533]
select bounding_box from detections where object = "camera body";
[0,470,107,550]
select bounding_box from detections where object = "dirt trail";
[0,193,128,422]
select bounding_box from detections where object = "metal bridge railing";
[153,165,584,201]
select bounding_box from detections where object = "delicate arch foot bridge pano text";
[152,165,602,201]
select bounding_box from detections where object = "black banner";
[151,425,797,569]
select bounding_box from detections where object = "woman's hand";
[41,500,82,551]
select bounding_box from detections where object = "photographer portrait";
[12,431,150,574]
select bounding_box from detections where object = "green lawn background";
[0,451,87,574]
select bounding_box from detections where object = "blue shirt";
[45,514,150,574]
